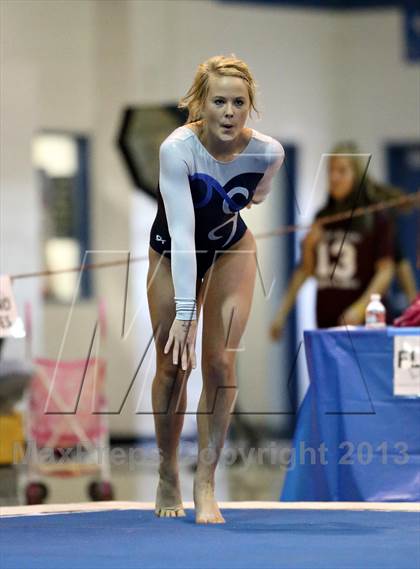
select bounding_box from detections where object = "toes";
[155,507,186,518]
[195,513,225,524]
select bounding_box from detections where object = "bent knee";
[202,354,234,383]
[155,350,194,379]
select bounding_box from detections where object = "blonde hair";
[326,141,409,216]
[178,54,259,123]
[329,141,370,190]
[329,141,404,202]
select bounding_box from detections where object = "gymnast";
[147,54,285,523]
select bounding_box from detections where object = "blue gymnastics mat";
[1,507,419,569]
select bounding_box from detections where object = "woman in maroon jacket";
[270,142,396,338]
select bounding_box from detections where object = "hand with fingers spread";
[164,318,198,371]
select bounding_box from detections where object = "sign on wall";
[405,7,420,62]
[0,276,18,338]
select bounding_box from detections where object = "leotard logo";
[189,172,264,247]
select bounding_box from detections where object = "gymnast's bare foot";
[193,473,225,524]
[155,467,185,517]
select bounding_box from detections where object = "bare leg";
[194,230,257,523]
[147,247,203,517]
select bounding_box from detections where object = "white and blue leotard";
[149,125,285,319]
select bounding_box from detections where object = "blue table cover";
[281,327,420,501]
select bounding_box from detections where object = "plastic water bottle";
[365,293,386,328]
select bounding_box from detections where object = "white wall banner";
[393,335,420,397]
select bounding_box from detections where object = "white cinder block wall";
[1,1,417,436]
